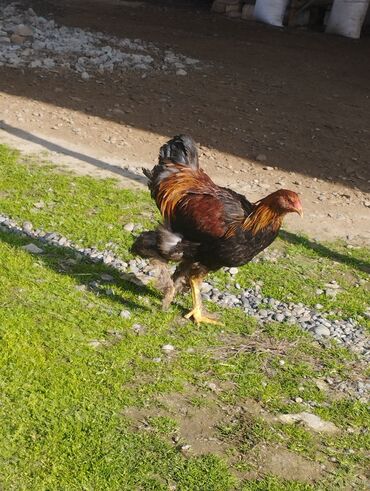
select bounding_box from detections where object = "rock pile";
[0,2,201,77]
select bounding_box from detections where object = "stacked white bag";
[326,0,369,39]
[253,0,289,27]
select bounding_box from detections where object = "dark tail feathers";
[142,134,199,195]
[159,134,199,170]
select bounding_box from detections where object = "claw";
[184,275,224,325]
[185,308,223,326]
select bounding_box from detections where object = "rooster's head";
[262,189,303,217]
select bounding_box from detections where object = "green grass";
[0,144,369,490]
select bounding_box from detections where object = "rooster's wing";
[161,170,254,243]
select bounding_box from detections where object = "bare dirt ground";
[0,0,369,244]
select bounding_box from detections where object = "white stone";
[22,243,44,254]
[162,344,175,353]
[101,273,114,281]
[176,69,187,76]
[119,310,131,319]
[315,325,330,337]
[124,222,135,232]
[15,24,33,37]
[277,412,339,433]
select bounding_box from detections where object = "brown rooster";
[133,135,302,325]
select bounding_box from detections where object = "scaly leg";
[161,261,190,311]
[162,283,176,311]
[185,276,223,325]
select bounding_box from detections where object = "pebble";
[101,273,114,281]
[162,344,175,354]
[10,34,26,45]
[22,221,33,233]
[132,323,145,335]
[15,24,33,37]
[229,267,238,275]
[75,285,87,292]
[205,382,218,392]
[22,243,44,254]
[277,412,339,433]
[88,339,103,348]
[176,69,187,76]
[180,444,191,455]
[325,289,338,297]
[119,309,131,319]
[33,201,45,210]
[124,222,135,232]
[315,325,330,337]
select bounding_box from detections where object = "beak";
[295,204,303,217]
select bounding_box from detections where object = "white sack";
[326,0,369,39]
[254,0,289,27]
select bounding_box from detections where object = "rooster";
[133,135,302,325]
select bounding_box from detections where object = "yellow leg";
[184,276,223,325]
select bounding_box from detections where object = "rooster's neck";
[241,203,284,236]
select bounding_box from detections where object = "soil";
[0,0,369,244]
[122,384,327,483]
[248,444,324,483]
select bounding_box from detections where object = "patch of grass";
[0,145,155,260]
[0,229,236,490]
[316,400,369,429]
[262,321,309,341]
[0,144,369,490]
[148,416,179,435]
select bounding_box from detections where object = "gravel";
[1,212,369,363]
[0,2,202,76]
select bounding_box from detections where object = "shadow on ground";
[280,230,370,274]
[0,121,147,185]
[1,0,369,191]
[0,226,159,311]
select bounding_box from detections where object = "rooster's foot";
[184,308,223,326]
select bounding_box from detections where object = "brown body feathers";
[134,135,302,273]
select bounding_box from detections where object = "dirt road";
[1,0,369,243]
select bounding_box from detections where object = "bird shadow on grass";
[280,230,370,275]
[0,227,161,313]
